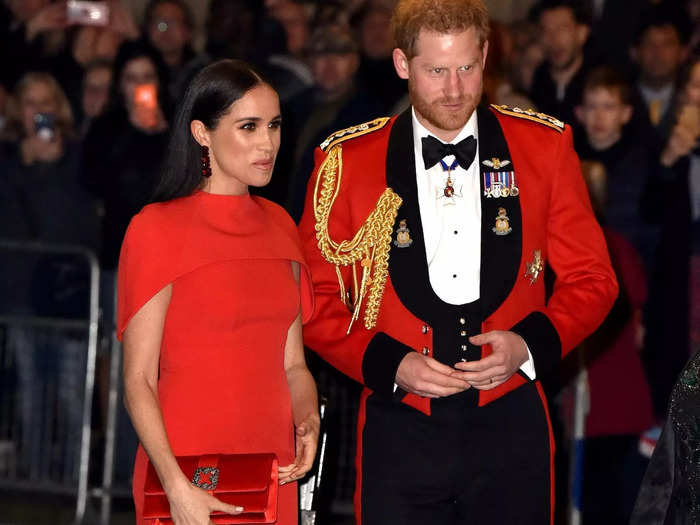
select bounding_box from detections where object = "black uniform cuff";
[511,311,561,378]
[362,332,413,396]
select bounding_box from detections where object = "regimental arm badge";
[394,219,413,247]
[525,250,544,284]
[492,207,512,236]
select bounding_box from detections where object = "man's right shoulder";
[319,116,392,152]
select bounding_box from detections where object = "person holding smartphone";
[0,71,100,483]
[644,56,700,411]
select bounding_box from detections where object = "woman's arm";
[278,262,320,485]
[123,284,242,523]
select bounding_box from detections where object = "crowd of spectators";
[0,0,699,522]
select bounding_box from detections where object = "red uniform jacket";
[298,104,618,415]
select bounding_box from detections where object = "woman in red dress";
[118,59,319,525]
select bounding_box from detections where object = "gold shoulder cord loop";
[313,145,402,333]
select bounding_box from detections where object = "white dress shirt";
[411,108,536,379]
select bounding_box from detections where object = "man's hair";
[530,0,591,26]
[634,5,692,46]
[144,0,195,31]
[582,66,633,105]
[391,0,490,60]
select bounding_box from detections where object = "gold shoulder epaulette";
[490,104,565,132]
[313,145,402,333]
[319,117,391,151]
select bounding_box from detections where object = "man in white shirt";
[298,0,618,523]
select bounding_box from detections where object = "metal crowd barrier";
[0,239,100,524]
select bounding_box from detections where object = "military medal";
[525,250,544,284]
[492,207,512,235]
[444,173,455,198]
[393,219,413,248]
[483,170,519,198]
[438,158,462,202]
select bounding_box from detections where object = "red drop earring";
[201,145,212,178]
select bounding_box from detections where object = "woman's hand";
[21,133,64,165]
[166,478,243,525]
[26,3,68,42]
[661,105,700,167]
[279,412,320,485]
[107,0,140,40]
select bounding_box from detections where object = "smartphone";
[34,113,56,142]
[133,84,158,129]
[66,1,109,27]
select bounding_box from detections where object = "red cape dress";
[117,191,313,524]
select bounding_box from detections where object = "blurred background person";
[504,19,544,106]
[82,40,170,275]
[648,56,700,412]
[268,0,313,58]
[0,0,64,90]
[265,0,315,102]
[351,2,405,114]
[631,5,692,147]
[576,160,655,525]
[281,25,382,220]
[143,0,208,102]
[482,20,537,109]
[574,66,660,270]
[0,71,100,484]
[0,0,138,115]
[529,0,591,126]
[78,58,113,136]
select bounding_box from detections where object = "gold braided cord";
[313,145,402,332]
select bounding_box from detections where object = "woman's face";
[20,80,57,137]
[684,63,700,108]
[199,84,282,194]
[120,57,159,107]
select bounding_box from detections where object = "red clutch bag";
[143,453,278,524]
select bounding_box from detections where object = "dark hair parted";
[634,5,693,46]
[530,0,591,26]
[583,66,633,105]
[152,59,268,202]
[391,0,490,60]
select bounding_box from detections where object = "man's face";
[82,67,112,119]
[539,7,588,72]
[360,9,394,59]
[311,53,359,99]
[148,2,191,58]
[394,27,487,141]
[272,2,309,55]
[575,87,632,150]
[635,26,685,86]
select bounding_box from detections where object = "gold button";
[421,325,429,334]
[460,330,467,337]
[421,347,429,355]
[461,344,467,351]
[459,318,466,325]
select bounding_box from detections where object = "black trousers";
[360,382,552,525]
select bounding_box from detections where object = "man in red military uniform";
[297,1,618,523]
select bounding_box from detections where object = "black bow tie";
[421,135,477,171]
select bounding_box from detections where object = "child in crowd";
[575,66,660,270]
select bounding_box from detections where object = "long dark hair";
[108,40,171,116]
[152,59,267,202]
